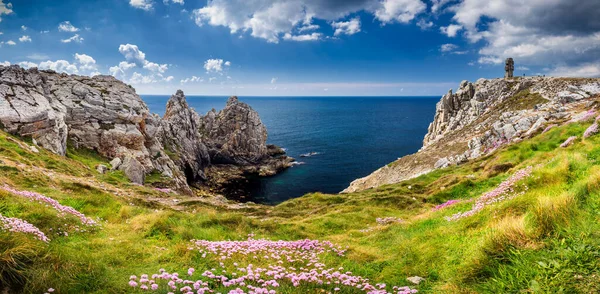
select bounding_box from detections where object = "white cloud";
[283,32,321,41]
[109,61,136,78]
[209,77,217,83]
[298,24,319,32]
[440,24,462,37]
[143,61,168,73]
[5,40,15,45]
[165,76,174,82]
[431,0,452,13]
[61,34,84,43]
[224,61,231,66]
[115,44,171,83]
[331,17,361,36]
[440,43,458,52]
[192,0,426,43]
[416,19,433,30]
[40,30,49,34]
[447,0,600,74]
[38,60,79,74]
[0,0,13,23]
[129,0,153,11]
[374,0,427,24]
[19,35,31,42]
[118,44,147,66]
[74,53,97,72]
[180,76,203,84]
[58,21,79,32]
[130,72,156,84]
[204,59,227,72]
[18,61,37,69]
[0,61,10,66]
[0,31,3,35]
[271,77,277,84]
[517,66,530,71]
[548,63,600,78]
[21,25,27,31]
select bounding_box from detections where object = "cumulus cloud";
[440,43,458,52]
[192,0,426,43]
[163,0,184,5]
[74,53,97,72]
[61,34,83,43]
[331,17,361,36]
[180,76,203,84]
[58,21,79,32]
[374,0,427,24]
[416,19,433,30]
[204,59,231,73]
[440,24,462,37]
[109,61,136,79]
[19,35,31,42]
[113,44,172,84]
[18,61,37,69]
[129,0,153,11]
[0,0,13,23]
[21,25,26,31]
[445,0,600,74]
[548,63,600,78]
[3,40,15,45]
[283,32,321,41]
[0,61,9,66]
[38,60,79,74]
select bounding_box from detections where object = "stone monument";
[505,58,514,78]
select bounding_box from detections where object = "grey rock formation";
[0,65,290,196]
[200,96,269,165]
[159,90,210,185]
[120,156,145,185]
[344,76,600,193]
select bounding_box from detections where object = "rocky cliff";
[344,76,600,193]
[0,65,292,196]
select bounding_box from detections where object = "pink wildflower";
[560,136,577,147]
[584,123,599,138]
[0,213,49,242]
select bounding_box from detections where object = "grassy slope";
[1,120,600,293]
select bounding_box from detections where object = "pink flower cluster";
[584,123,599,138]
[570,109,597,123]
[446,166,533,221]
[376,217,404,225]
[484,137,509,154]
[0,213,49,242]
[129,236,417,293]
[1,185,98,227]
[560,136,577,148]
[541,124,557,134]
[432,200,460,211]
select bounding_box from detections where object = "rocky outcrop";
[0,65,291,196]
[159,91,294,194]
[344,76,600,193]
[200,96,269,165]
[159,90,210,185]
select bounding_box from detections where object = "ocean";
[142,95,439,204]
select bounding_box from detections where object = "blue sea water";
[142,95,439,204]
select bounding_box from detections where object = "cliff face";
[344,76,600,193]
[0,65,291,195]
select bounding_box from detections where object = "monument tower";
[505,58,514,78]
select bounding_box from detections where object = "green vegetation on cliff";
[1,120,600,293]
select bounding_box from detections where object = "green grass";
[1,121,600,293]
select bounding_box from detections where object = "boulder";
[119,156,145,185]
[110,157,122,170]
[96,164,108,174]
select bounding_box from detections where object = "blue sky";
[1,0,599,96]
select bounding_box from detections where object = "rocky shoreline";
[0,65,294,198]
